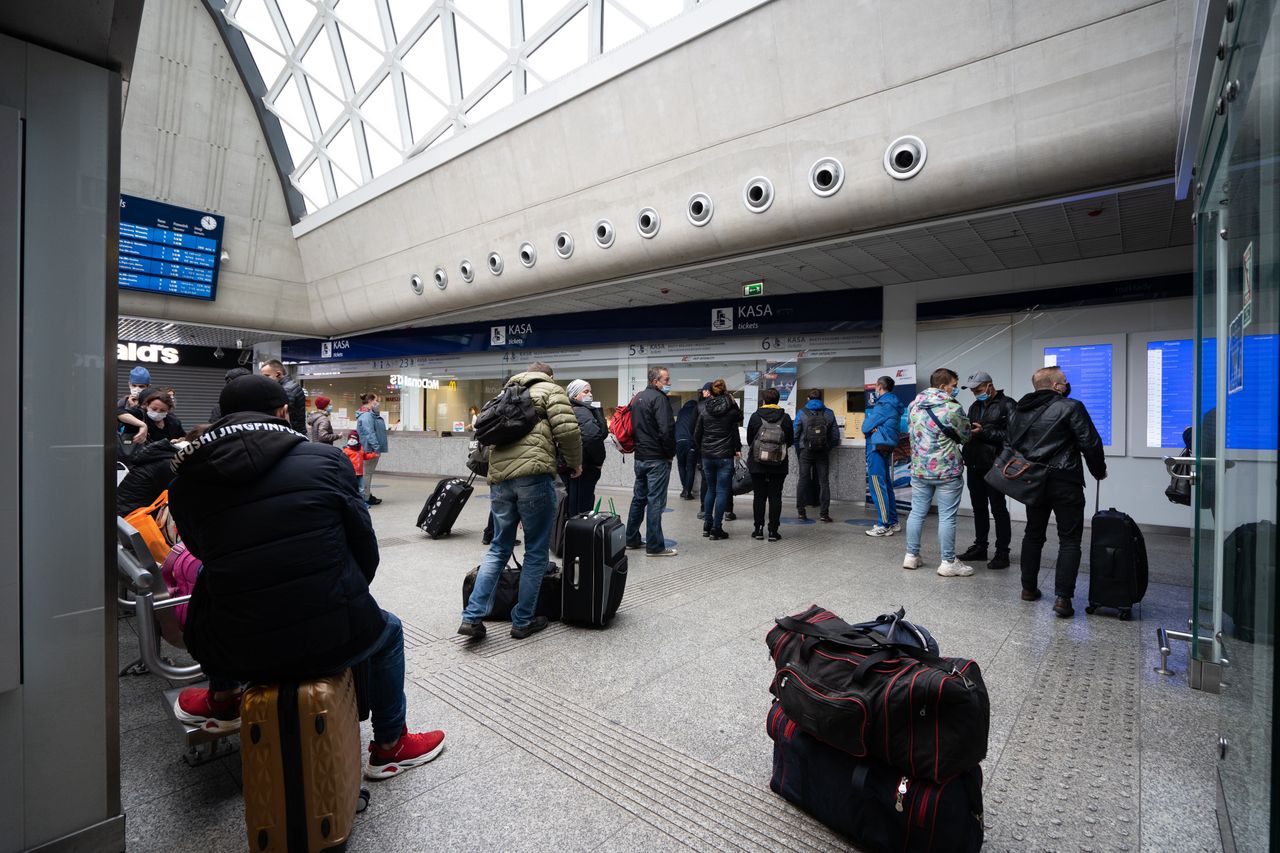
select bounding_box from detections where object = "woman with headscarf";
[564,379,609,515]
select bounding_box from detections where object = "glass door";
[1192,1,1278,848]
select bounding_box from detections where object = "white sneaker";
[866,525,894,537]
[902,553,922,570]
[889,522,902,533]
[937,559,975,577]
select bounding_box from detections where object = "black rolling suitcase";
[1087,483,1148,619]
[561,511,628,626]
[417,474,475,539]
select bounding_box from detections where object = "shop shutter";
[116,364,233,428]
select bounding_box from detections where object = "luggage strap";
[774,616,961,683]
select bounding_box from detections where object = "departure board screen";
[118,195,224,301]
[1147,336,1278,450]
[1043,343,1113,445]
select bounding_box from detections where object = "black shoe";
[725,512,737,522]
[709,528,729,540]
[1052,597,1074,618]
[958,544,988,562]
[1021,588,1042,602]
[679,491,690,500]
[481,536,492,546]
[511,616,550,639]
[625,540,644,551]
[457,620,487,640]
[819,515,833,523]
[797,510,808,521]
[702,526,711,538]
[987,551,1010,570]
[697,511,705,520]
[366,496,383,506]
[751,527,764,540]
[768,530,781,542]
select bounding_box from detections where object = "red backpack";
[609,396,638,454]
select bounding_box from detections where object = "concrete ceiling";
[0,0,145,77]
[395,181,1195,328]
[117,317,291,349]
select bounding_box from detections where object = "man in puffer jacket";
[862,375,906,537]
[460,362,582,641]
[904,368,973,578]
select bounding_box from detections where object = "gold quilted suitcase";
[241,671,365,852]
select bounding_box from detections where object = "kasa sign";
[118,342,179,364]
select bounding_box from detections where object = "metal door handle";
[1164,456,1198,482]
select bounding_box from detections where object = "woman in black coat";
[126,387,186,444]
[564,379,609,515]
[693,379,742,540]
[746,387,794,541]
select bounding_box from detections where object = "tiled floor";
[118,473,1222,852]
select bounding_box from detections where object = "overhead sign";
[743,281,764,297]
[118,195,225,301]
[116,341,250,369]
[390,374,439,390]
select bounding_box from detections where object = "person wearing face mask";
[904,368,974,577]
[624,365,678,557]
[1007,366,1107,618]
[117,366,154,453]
[956,371,1017,570]
[356,392,390,505]
[127,387,186,445]
[307,395,342,444]
[116,426,207,517]
[564,379,609,515]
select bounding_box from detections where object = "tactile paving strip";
[983,626,1142,852]
[417,659,848,853]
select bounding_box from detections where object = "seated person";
[116,426,206,517]
[126,388,186,445]
[167,375,446,780]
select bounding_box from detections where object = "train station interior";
[0,0,1275,851]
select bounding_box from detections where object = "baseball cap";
[962,371,993,390]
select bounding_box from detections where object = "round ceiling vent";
[594,219,615,249]
[487,252,504,275]
[884,136,927,180]
[687,192,714,227]
[743,176,775,213]
[555,231,574,259]
[636,207,661,239]
[808,157,845,197]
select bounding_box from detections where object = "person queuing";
[674,390,701,501]
[117,366,153,451]
[1008,366,1107,617]
[624,366,678,557]
[208,367,251,421]
[861,376,905,537]
[564,379,608,515]
[460,362,581,641]
[696,381,738,523]
[956,371,1016,570]
[904,368,974,577]
[308,395,342,444]
[259,358,307,432]
[746,387,794,542]
[794,389,840,522]
[694,379,742,541]
[128,388,186,445]
[167,375,447,779]
[357,392,389,505]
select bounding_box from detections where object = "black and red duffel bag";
[768,702,984,852]
[766,605,989,783]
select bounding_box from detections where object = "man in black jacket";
[674,389,703,499]
[1009,366,1107,617]
[625,366,678,556]
[260,358,307,432]
[167,375,446,780]
[957,371,1016,570]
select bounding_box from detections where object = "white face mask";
[146,409,167,422]
[129,385,146,396]
[581,394,593,404]
[347,439,359,447]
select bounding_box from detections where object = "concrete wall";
[289,0,1197,335]
[119,0,309,332]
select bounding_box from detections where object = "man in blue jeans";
[625,366,679,557]
[903,368,975,578]
[460,362,583,639]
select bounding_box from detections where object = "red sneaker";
[364,725,446,780]
[173,687,241,734]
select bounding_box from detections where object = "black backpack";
[754,419,787,464]
[473,379,542,447]
[801,409,830,452]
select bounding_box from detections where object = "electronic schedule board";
[1044,343,1114,445]
[118,195,224,301]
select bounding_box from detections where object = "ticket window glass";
[419,372,621,433]
[798,356,879,440]
[301,377,398,434]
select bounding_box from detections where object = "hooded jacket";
[907,387,971,480]
[794,399,840,454]
[167,411,386,683]
[746,405,794,474]
[630,385,677,460]
[694,394,743,459]
[962,390,1016,471]
[1007,389,1107,484]
[488,371,582,484]
[307,410,340,444]
[571,397,609,468]
[861,393,905,453]
[116,440,178,516]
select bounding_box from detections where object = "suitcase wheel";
[357,787,371,813]
[1118,608,1132,621]
[1085,604,1097,614]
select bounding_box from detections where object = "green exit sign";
[743,281,764,297]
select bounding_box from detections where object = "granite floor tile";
[124,770,244,853]
[120,718,229,812]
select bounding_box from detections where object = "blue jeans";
[626,458,672,553]
[866,448,898,527]
[905,476,963,562]
[338,610,407,745]
[701,457,734,529]
[463,474,557,629]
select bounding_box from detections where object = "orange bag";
[123,489,181,563]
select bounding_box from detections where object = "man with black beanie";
[167,375,447,780]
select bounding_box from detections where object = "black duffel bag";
[768,702,984,852]
[461,555,562,621]
[766,605,989,783]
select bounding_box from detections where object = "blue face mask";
[975,393,990,402]
[949,387,959,398]
[662,385,672,394]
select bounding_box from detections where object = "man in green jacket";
[459,362,582,640]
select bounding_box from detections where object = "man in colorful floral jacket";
[903,368,974,578]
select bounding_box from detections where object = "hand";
[734,451,742,459]
[132,426,147,444]
[1097,471,1107,481]
[970,423,983,433]
[571,465,583,479]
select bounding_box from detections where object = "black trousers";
[752,472,786,532]
[560,466,602,516]
[796,452,830,514]
[1020,477,1086,598]
[966,466,1011,552]
[676,440,699,494]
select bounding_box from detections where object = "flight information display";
[118,195,224,301]
[1146,336,1278,450]
[1043,343,1113,445]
